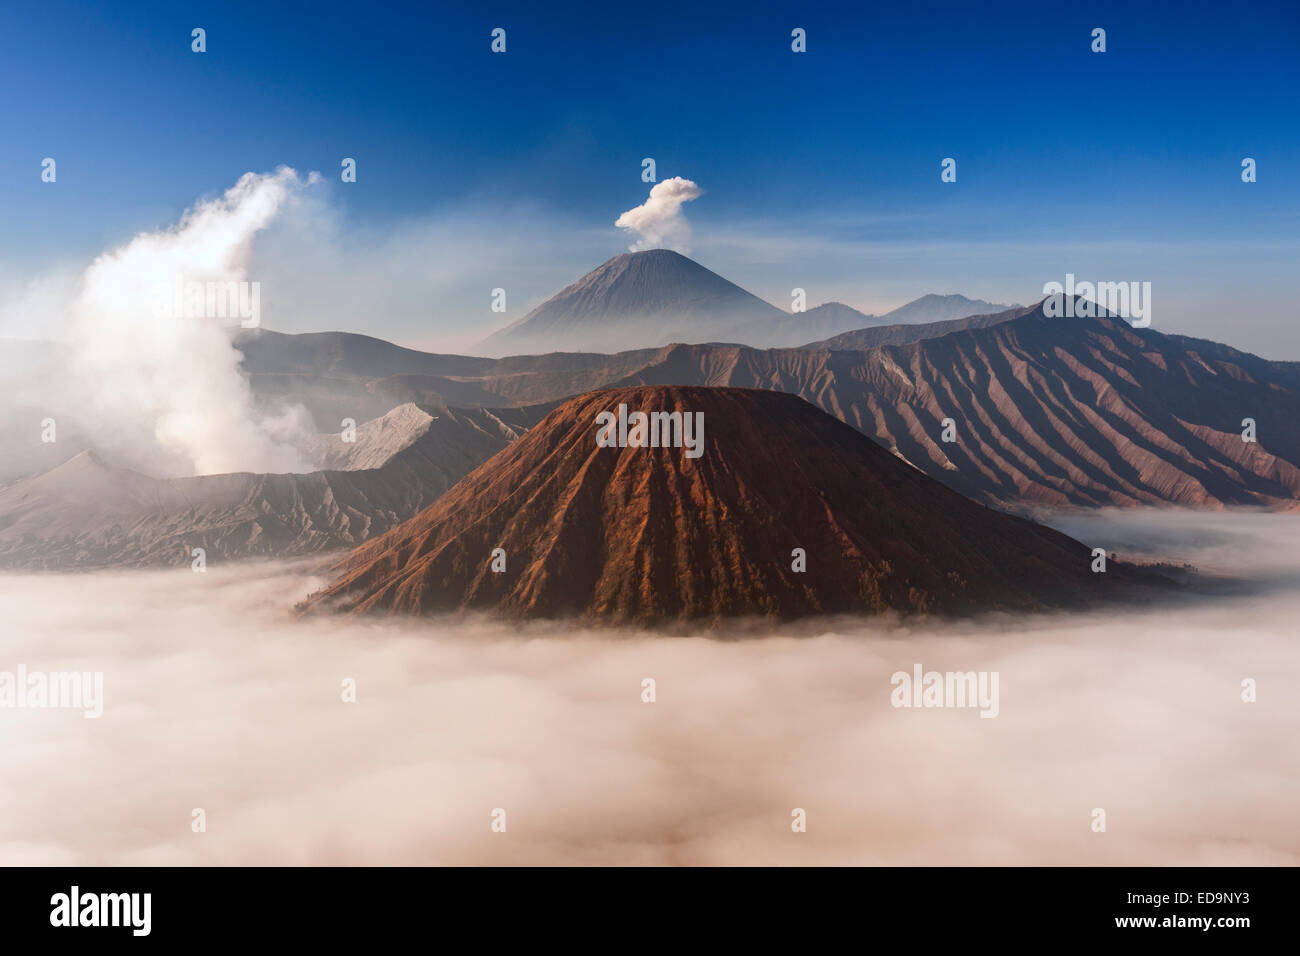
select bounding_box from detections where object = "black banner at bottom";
[0,865,1286,943]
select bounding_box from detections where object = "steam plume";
[69,168,317,476]
[615,177,702,253]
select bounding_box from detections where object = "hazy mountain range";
[474,249,1012,354]
[236,298,1300,509]
[0,404,550,570]
[3,251,1297,589]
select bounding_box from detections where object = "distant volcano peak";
[474,250,1015,355]
[475,251,783,355]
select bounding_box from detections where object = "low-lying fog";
[1,509,1296,865]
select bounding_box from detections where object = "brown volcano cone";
[305,386,1160,623]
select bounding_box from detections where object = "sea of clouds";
[0,509,1296,865]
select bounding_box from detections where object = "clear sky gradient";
[2,0,1297,354]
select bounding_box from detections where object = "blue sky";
[2,0,1298,354]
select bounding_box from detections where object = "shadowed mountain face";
[232,307,1034,417]
[307,386,1162,623]
[605,303,1300,508]
[843,307,1300,507]
[0,404,552,570]
[10,303,1295,574]
[232,328,507,426]
[235,302,1300,509]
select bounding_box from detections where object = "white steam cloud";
[68,168,317,476]
[615,177,703,253]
